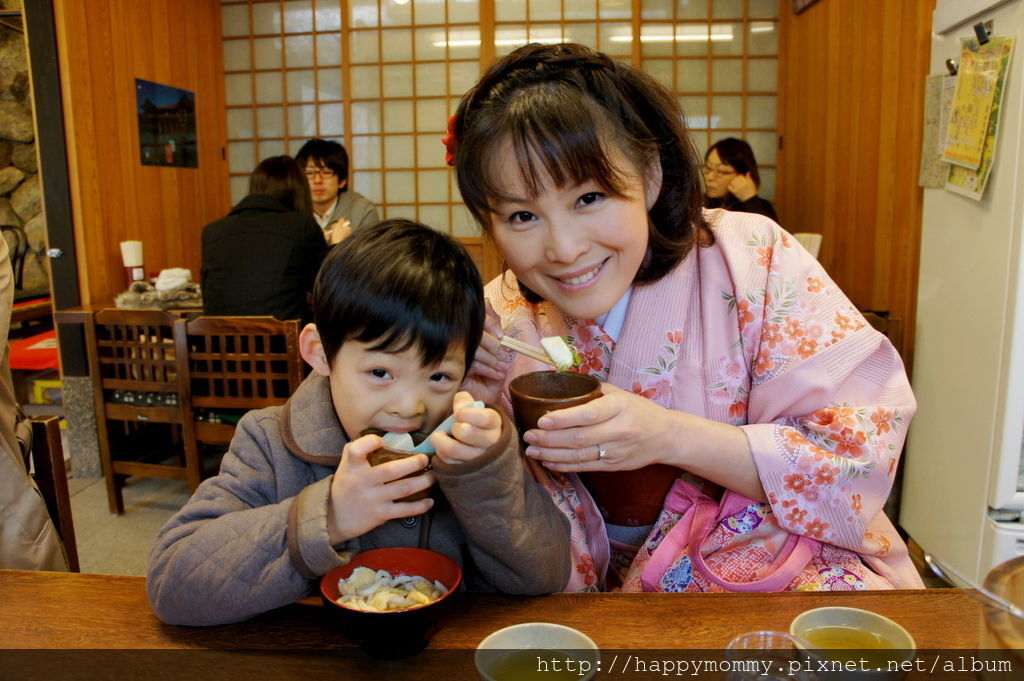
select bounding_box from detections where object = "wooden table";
[53,302,203,325]
[0,570,992,680]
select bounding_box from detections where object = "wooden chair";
[861,310,904,360]
[792,232,823,259]
[84,309,199,515]
[25,416,79,572]
[1,224,28,291]
[860,309,907,522]
[184,316,304,449]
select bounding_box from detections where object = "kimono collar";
[595,287,633,344]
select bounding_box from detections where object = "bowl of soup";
[320,547,462,658]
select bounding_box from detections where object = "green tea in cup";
[485,649,587,681]
[475,623,599,681]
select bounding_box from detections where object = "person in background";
[148,219,570,626]
[703,137,779,223]
[201,156,328,324]
[0,235,67,571]
[295,138,380,245]
[452,42,920,593]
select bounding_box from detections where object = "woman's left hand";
[522,382,680,472]
[727,173,758,202]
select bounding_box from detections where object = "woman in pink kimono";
[448,43,923,592]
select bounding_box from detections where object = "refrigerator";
[900,0,1024,583]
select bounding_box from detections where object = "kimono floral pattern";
[632,330,684,407]
[485,210,920,593]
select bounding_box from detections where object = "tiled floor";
[69,475,189,576]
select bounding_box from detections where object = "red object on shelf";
[8,329,60,371]
[12,296,50,309]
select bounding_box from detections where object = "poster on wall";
[135,78,198,168]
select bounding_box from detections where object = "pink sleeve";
[735,228,916,557]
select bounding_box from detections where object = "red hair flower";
[442,114,458,167]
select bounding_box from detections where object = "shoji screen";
[221,0,780,227]
[640,0,779,199]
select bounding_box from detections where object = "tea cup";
[508,371,602,438]
[475,622,599,681]
[790,607,915,680]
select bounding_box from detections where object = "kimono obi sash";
[581,464,681,527]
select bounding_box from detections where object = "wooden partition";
[777,0,935,372]
[53,0,230,305]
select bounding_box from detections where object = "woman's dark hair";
[313,219,484,371]
[295,138,350,193]
[249,156,312,213]
[706,137,761,188]
[451,42,712,302]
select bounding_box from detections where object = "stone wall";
[0,4,47,292]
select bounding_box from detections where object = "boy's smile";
[319,339,467,442]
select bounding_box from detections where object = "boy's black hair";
[295,138,350,192]
[313,219,484,372]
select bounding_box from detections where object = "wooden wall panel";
[777,0,934,371]
[53,0,229,305]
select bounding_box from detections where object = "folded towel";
[154,267,193,292]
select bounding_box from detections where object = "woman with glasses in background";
[295,138,380,245]
[703,138,779,224]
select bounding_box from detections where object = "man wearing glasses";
[295,138,380,245]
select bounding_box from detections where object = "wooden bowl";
[366,445,433,503]
[982,555,1024,650]
[508,371,602,435]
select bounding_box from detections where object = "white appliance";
[901,0,1024,583]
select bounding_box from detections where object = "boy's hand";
[430,391,502,465]
[327,434,435,545]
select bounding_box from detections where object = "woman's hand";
[521,382,678,472]
[459,299,508,405]
[727,173,759,202]
[522,382,766,499]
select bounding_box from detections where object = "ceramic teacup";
[475,622,600,681]
[790,606,916,680]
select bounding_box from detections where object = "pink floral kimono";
[485,209,924,592]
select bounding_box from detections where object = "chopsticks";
[500,335,556,367]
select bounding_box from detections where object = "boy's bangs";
[348,292,467,369]
[481,90,630,207]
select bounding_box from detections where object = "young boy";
[147,219,570,626]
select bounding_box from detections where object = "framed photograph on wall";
[792,0,824,13]
[135,79,198,168]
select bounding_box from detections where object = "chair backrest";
[87,308,189,399]
[792,232,823,259]
[1,225,28,290]
[184,317,303,439]
[27,416,79,572]
[861,310,904,359]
